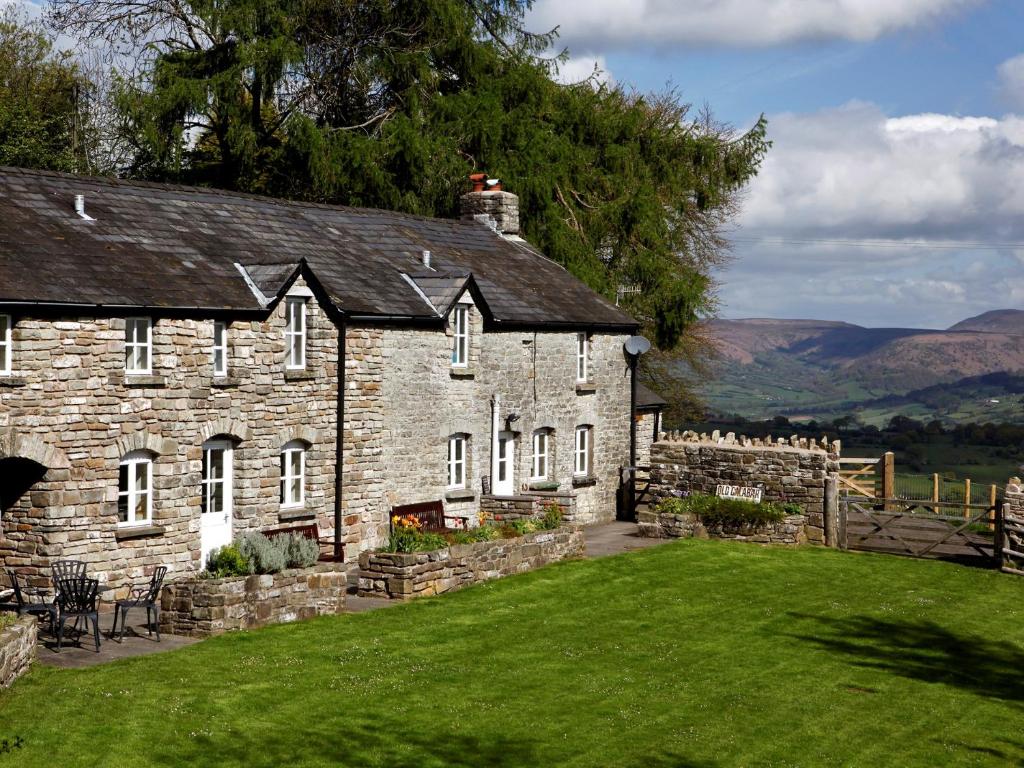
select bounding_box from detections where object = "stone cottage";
[0,167,639,588]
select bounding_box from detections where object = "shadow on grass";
[787,612,1024,703]
[151,714,717,768]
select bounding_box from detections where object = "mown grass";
[1,541,1023,767]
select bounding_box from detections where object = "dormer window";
[0,314,11,375]
[452,305,469,367]
[576,333,588,382]
[125,317,152,375]
[285,298,306,370]
[212,321,228,377]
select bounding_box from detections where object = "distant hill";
[700,310,1024,425]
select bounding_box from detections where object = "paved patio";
[582,520,668,558]
[34,619,200,670]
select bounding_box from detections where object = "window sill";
[279,508,315,522]
[211,376,243,388]
[119,374,167,388]
[0,376,26,388]
[528,481,560,492]
[449,366,476,379]
[115,524,166,541]
[572,475,598,488]
[575,382,597,394]
[284,369,316,382]
[445,489,476,502]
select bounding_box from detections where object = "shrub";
[205,545,250,578]
[508,518,538,535]
[781,502,804,516]
[657,494,786,527]
[283,533,321,568]
[656,497,689,516]
[238,532,287,574]
[0,612,16,631]
[385,514,449,552]
[539,502,563,530]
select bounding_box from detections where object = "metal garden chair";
[3,568,57,625]
[110,566,167,643]
[55,577,101,653]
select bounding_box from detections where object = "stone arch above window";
[276,426,317,448]
[199,418,250,444]
[0,428,71,469]
[110,431,177,460]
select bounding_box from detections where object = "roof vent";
[422,249,432,269]
[74,194,94,221]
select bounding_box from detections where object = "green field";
[2,541,1023,766]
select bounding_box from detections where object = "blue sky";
[529,0,1024,329]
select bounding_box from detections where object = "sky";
[528,0,1024,328]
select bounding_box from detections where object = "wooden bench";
[262,523,344,563]
[391,500,455,533]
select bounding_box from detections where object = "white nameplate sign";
[716,484,763,503]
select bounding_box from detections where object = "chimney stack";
[460,174,519,236]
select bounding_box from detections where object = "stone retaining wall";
[160,564,346,637]
[0,615,36,688]
[357,527,585,600]
[1001,477,1024,575]
[648,431,841,545]
[638,510,808,545]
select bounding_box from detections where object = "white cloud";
[720,101,1024,327]
[530,0,982,50]
[551,53,613,86]
[997,53,1024,110]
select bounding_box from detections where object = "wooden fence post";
[932,473,940,503]
[990,484,998,531]
[964,478,971,520]
[882,452,895,510]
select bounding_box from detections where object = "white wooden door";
[494,432,515,496]
[200,441,233,568]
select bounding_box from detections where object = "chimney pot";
[74,194,94,221]
[460,175,519,236]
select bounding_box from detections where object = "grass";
[2,541,1024,767]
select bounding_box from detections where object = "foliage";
[282,533,320,569]
[0,612,16,631]
[237,532,288,574]
[385,514,448,553]
[204,544,250,578]
[539,502,562,530]
[659,493,786,526]
[445,526,499,545]
[48,0,767,355]
[2,542,1023,766]
[506,518,538,536]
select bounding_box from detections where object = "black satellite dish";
[624,336,651,356]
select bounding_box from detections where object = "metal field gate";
[840,498,1003,567]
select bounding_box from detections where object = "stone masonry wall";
[380,299,631,527]
[1001,477,1024,575]
[638,510,808,546]
[647,431,841,545]
[358,526,585,600]
[0,615,36,688]
[160,564,346,637]
[0,276,386,590]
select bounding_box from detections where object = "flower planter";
[357,526,585,600]
[160,564,346,637]
[638,510,808,546]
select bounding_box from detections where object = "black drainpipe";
[334,316,346,561]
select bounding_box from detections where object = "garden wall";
[638,510,808,545]
[0,616,36,688]
[646,431,841,545]
[357,527,585,600]
[1001,477,1024,575]
[160,564,346,637]
[479,491,577,523]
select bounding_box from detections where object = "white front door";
[200,441,233,568]
[494,432,515,496]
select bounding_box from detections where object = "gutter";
[334,316,346,561]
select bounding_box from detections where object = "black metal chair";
[3,568,57,625]
[110,566,167,643]
[55,577,101,653]
[51,560,87,601]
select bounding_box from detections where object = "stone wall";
[636,411,660,467]
[160,564,346,637]
[357,526,585,600]
[0,615,36,688]
[1001,477,1024,575]
[380,306,631,527]
[638,509,808,545]
[647,431,841,545]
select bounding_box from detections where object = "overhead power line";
[730,236,1024,251]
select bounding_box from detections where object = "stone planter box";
[160,564,346,637]
[357,526,585,600]
[639,510,808,546]
[0,615,36,688]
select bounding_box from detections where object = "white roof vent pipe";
[74,194,95,221]
[422,249,432,269]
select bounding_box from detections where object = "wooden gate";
[999,502,1024,576]
[837,453,894,499]
[841,498,1001,567]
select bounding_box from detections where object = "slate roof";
[636,383,668,411]
[0,166,637,329]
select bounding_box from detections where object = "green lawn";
[2,541,1023,767]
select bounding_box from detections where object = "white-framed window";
[212,321,228,377]
[285,298,306,370]
[201,441,233,515]
[531,429,550,481]
[125,317,152,374]
[452,305,469,367]
[576,333,588,382]
[117,451,153,526]
[0,314,11,375]
[447,434,467,489]
[280,440,306,508]
[574,425,592,476]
